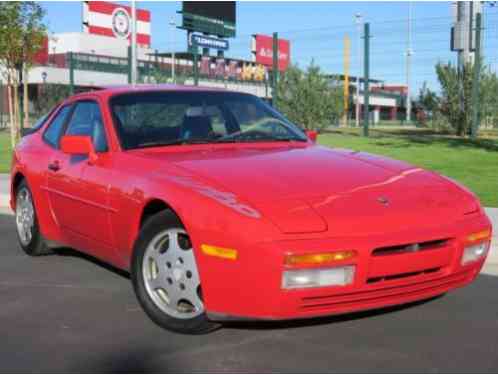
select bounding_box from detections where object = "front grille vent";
[367,267,441,284]
[372,239,449,257]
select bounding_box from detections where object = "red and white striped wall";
[82,1,151,47]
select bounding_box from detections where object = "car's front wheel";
[15,180,52,256]
[131,210,219,334]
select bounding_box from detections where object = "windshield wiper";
[214,137,306,143]
[135,137,306,149]
[135,139,213,148]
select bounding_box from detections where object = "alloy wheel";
[16,187,35,246]
[142,228,204,319]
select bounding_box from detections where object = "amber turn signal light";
[467,229,491,243]
[285,250,357,266]
[201,244,238,260]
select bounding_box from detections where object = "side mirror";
[306,130,318,143]
[60,135,98,164]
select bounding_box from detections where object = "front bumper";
[207,267,478,322]
[199,213,491,321]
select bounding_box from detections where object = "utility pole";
[406,1,412,123]
[343,34,350,127]
[470,12,482,139]
[130,0,137,85]
[68,52,74,95]
[355,13,362,127]
[456,2,466,132]
[169,18,176,83]
[363,22,370,137]
[452,2,482,135]
[191,36,199,86]
[272,32,279,108]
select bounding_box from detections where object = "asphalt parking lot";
[1,212,498,373]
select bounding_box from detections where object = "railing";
[43,52,269,90]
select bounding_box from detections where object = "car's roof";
[72,84,235,100]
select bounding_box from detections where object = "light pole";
[406,1,412,123]
[131,0,137,85]
[169,18,176,83]
[354,13,362,127]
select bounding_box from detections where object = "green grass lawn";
[0,130,11,174]
[319,128,498,207]
[0,127,497,206]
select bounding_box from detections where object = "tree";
[434,61,493,136]
[479,67,498,129]
[0,2,46,148]
[21,3,46,130]
[435,62,467,136]
[144,65,187,85]
[417,82,439,116]
[34,84,71,116]
[275,62,343,132]
[416,82,440,127]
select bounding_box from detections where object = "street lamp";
[354,13,363,127]
[131,0,137,85]
[169,18,176,83]
[406,1,413,123]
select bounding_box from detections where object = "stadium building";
[0,1,408,127]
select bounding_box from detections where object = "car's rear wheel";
[131,210,219,334]
[15,180,52,256]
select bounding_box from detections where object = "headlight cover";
[282,266,355,289]
[461,242,490,265]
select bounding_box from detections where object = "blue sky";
[41,2,498,92]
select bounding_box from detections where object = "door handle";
[48,161,61,172]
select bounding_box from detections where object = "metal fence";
[272,5,498,134]
[2,3,498,136]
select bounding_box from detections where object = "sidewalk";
[0,174,9,212]
[482,207,498,275]
[0,173,496,273]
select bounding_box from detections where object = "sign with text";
[189,34,229,51]
[181,2,236,38]
[251,34,290,71]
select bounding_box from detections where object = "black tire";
[15,180,52,256]
[131,210,220,334]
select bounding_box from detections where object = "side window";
[65,101,108,153]
[43,105,72,148]
[225,101,266,130]
[210,107,228,136]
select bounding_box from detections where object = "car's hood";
[139,145,420,199]
[135,144,478,234]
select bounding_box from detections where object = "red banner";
[252,34,290,71]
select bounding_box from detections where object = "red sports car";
[10,85,492,334]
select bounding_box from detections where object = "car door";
[43,103,80,235]
[46,99,115,259]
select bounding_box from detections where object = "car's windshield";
[110,91,307,150]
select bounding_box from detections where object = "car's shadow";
[54,247,130,279]
[52,243,444,332]
[222,295,444,331]
[0,212,458,333]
